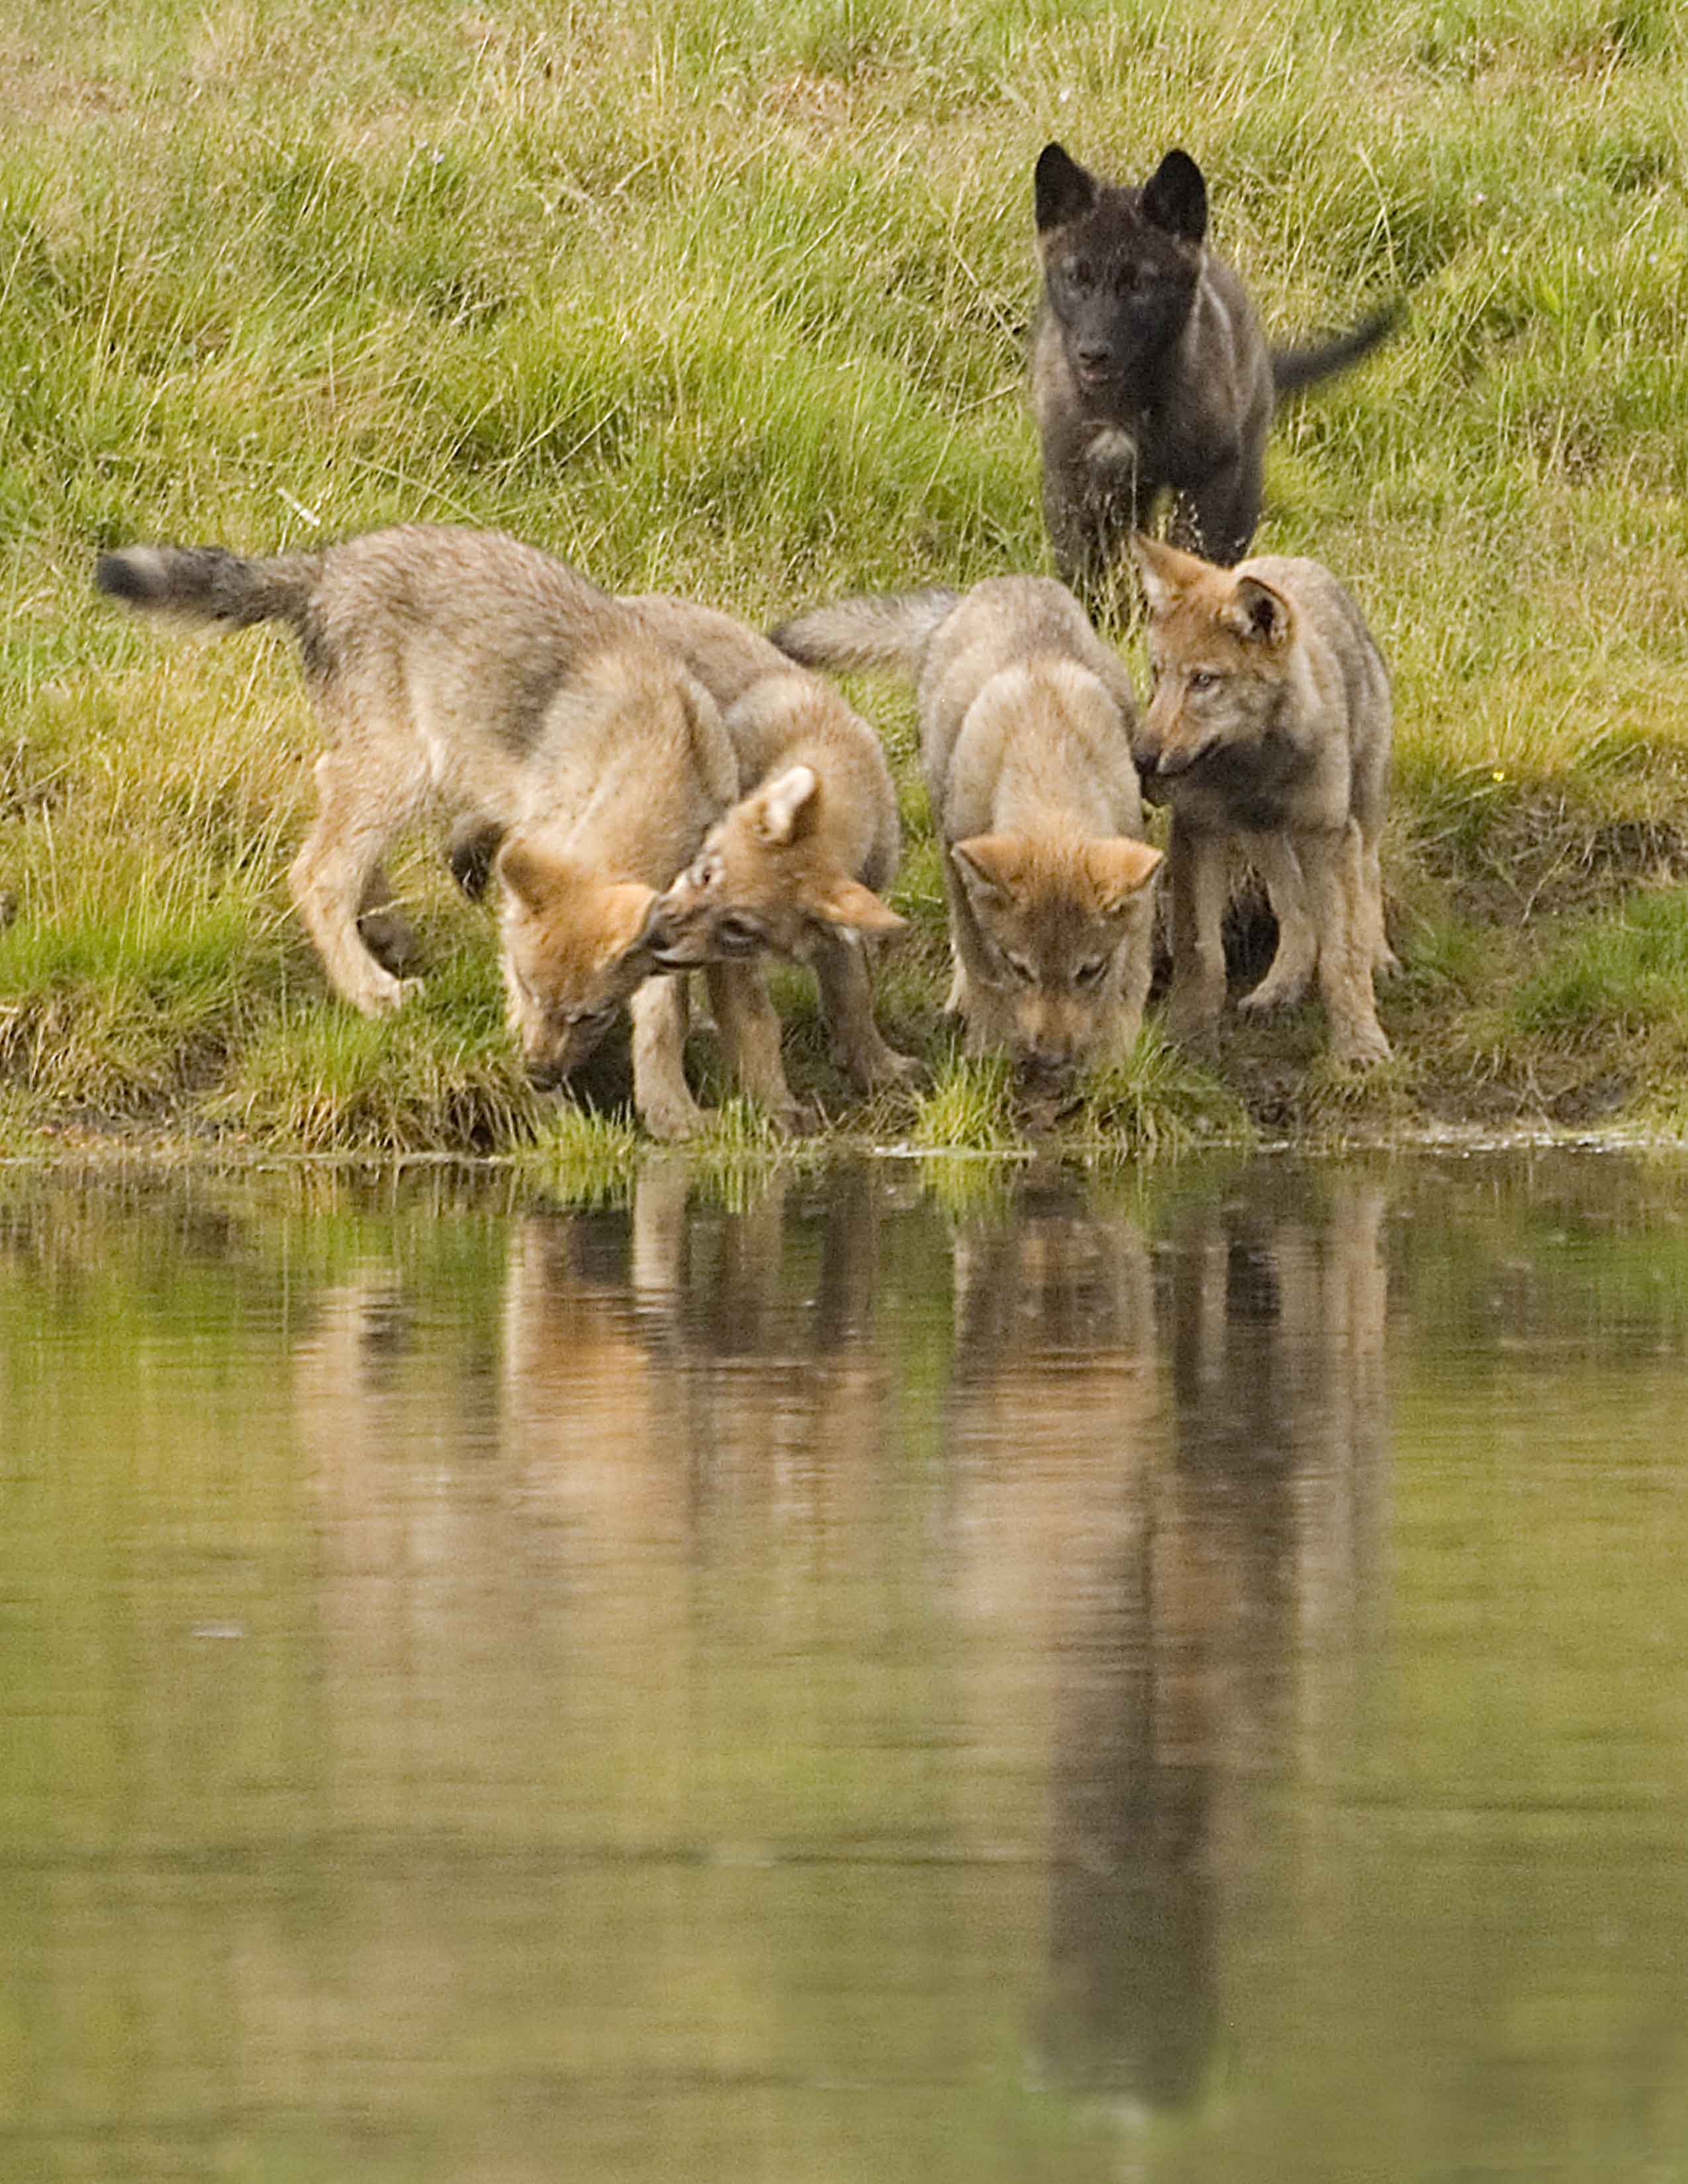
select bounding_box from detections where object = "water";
[3,1150,1688,2183]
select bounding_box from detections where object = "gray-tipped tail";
[1271,302,1400,399]
[771,588,962,678]
[93,543,319,631]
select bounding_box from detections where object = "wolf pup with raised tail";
[94,525,792,1138]
[774,577,1161,1081]
[1131,535,1396,1068]
[1031,141,1395,592]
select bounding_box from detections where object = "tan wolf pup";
[1131,535,1396,1066]
[773,577,1163,1079]
[624,594,921,1095]
[94,524,790,1139]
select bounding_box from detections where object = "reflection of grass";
[5,2,1688,1152]
[521,1109,641,1210]
[685,1097,829,1208]
[919,1150,1025,1224]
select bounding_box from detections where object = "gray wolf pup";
[774,577,1162,1079]
[1032,141,1395,589]
[1131,535,1395,1066]
[626,594,921,1096]
[94,525,790,1138]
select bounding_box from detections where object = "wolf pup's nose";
[1023,1041,1075,1081]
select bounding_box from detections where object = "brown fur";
[774,577,1161,1078]
[93,525,795,1137]
[628,595,919,1094]
[1131,535,1396,1066]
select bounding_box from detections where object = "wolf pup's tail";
[94,544,320,633]
[771,589,962,679]
[1270,302,1399,400]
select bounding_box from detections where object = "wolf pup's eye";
[1005,953,1037,986]
[1188,668,1219,694]
[1074,957,1109,990]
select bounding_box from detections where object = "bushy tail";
[93,543,320,632]
[1271,302,1399,399]
[771,588,962,679]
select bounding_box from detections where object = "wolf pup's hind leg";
[288,751,424,1016]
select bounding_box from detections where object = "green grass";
[912,1056,1020,1153]
[2,0,1687,1161]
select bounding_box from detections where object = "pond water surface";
[3,1150,1687,2183]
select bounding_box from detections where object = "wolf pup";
[1131,535,1396,1067]
[624,595,921,1096]
[774,577,1162,1079]
[94,525,789,1138]
[1032,141,1395,590]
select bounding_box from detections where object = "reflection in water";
[942,1175,1388,2123]
[1096,1177,1387,2116]
[6,1155,1688,2183]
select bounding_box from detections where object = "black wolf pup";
[1031,141,1395,592]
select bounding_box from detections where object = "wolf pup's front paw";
[1239,966,1312,1015]
[641,1097,704,1144]
[1331,1021,1392,1068]
[355,971,423,1017]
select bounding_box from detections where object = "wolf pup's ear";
[754,764,821,846]
[496,836,573,914]
[1035,142,1098,233]
[1221,574,1295,647]
[1140,148,1206,244]
[1130,533,1210,617]
[608,884,664,960]
[817,878,907,939]
[951,833,1033,907]
[1085,838,1164,915]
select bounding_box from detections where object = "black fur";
[1031,143,1395,594]
[447,815,505,902]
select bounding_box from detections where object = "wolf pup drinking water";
[94,525,790,1138]
[1031,141,1395,592]
[774,577,1162,1080]
[1131,535,1395,1068]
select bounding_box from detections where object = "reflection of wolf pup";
[633,596,920,1096]
[95,525,784,1138]
[1032,141,1395,589]
[1131,535,1395,1066]
[775,578,1161,1079]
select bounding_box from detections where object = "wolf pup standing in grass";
[774,578,1162,1081]
[1132,535,1396,1068]
[1031,142,1395,593]
[94,525,793,1139]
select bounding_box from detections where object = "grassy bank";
[2,0,1686,1160]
